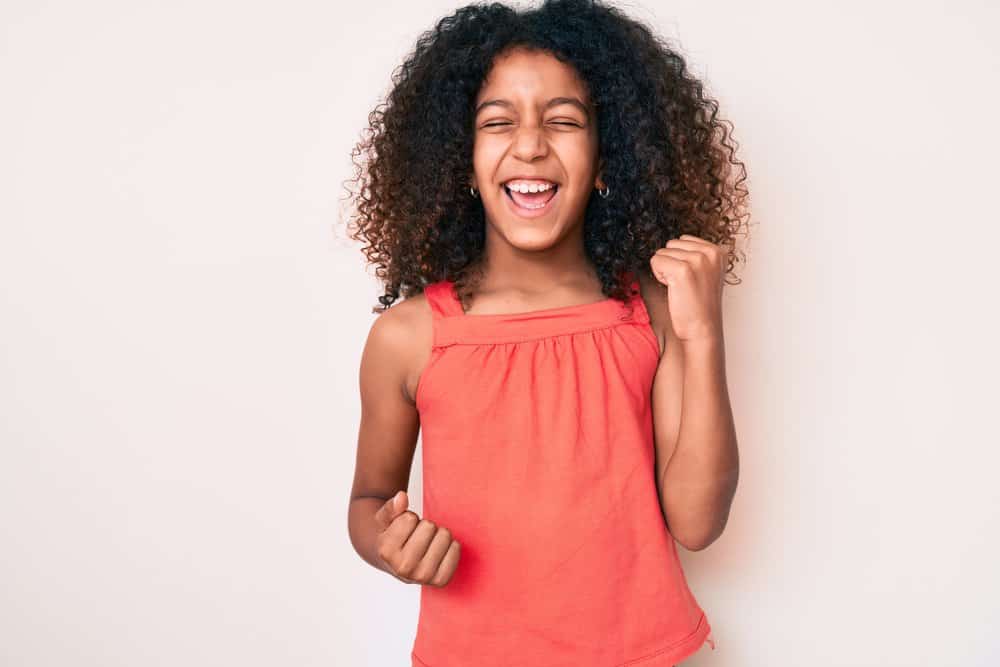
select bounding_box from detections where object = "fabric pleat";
[411,278,713,667]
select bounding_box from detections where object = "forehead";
[476,48,590,105]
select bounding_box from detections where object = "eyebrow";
[474,96,591,118]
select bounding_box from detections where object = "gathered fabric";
[411,276,714,667]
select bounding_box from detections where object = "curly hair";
[342,0,752,313]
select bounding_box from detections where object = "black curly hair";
[343,0,751,312]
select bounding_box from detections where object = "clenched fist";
[374,491,462,587]
[649,234,727,344]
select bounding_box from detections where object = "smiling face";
[471,47,605,253]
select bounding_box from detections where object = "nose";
[510,125,549,162]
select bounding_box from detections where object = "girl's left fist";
[649,234,726,344]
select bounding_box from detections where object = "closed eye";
[481,121,582,128]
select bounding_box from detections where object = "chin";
[505,227,563,251]
[483,189,584,251]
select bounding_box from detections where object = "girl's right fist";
[373,490,461,587]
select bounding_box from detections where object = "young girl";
[345,1,748,665]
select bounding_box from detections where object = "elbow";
[674,535,718,551]
[661,480,737,552]
[671,518,727,552]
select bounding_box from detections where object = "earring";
[470,185,479,198]
[597,184,611,199]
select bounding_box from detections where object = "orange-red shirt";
[411,276,714,667]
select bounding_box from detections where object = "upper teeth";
[506,181,555,193]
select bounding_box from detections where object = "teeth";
[505,181,555,193]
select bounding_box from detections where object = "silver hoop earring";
[598,185,611,199]
[470,186,479,198]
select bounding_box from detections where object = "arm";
[347,296,428,573]
[642,271,740,552]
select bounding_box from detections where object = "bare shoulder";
[637,271,670,358]
[363,289,434,406]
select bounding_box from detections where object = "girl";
[345,1,749,665]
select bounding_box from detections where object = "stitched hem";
[619,612,712,666]
[410,612,712,667]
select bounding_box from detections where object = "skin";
[347,48,738,589]
[465,46,608,308]
[647,236,739,550]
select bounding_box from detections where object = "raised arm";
[640,266,739,552]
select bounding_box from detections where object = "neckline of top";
[460,293,616,318]
[440,280,638,318]
[424,277,650,346]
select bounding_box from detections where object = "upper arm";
[349,294,433,503]
[639,273,685,490]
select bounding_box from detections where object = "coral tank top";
[411,276,715,667]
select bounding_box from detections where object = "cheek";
[562,143,598,177]
[471,139,503,173]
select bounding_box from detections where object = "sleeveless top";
[410,276,715,667]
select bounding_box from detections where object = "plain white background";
[2,1,998,665]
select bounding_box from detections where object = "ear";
[594,157,606,190]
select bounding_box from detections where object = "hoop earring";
[597,185,611,199]
[470,186,479,198]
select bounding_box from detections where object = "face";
[471,48,605,252]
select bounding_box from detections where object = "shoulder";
[369,288,432,340]
[363,288,435,405]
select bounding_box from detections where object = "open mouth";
[502,183,559,217]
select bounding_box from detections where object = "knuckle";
[395,559,415,578]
